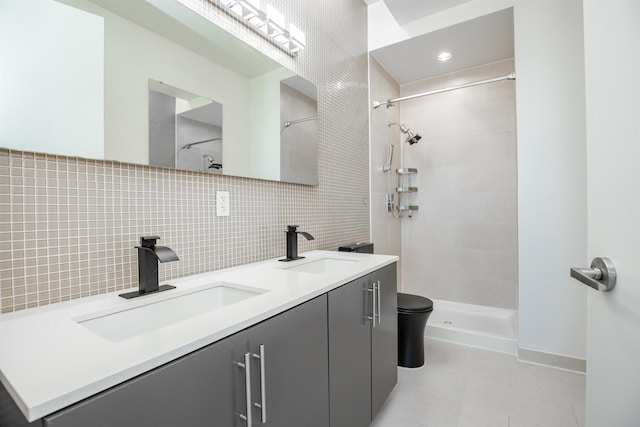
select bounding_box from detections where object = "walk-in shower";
[378,72,516,219]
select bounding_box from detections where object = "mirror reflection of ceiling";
[369,7,514,84]
[149,80,223,127]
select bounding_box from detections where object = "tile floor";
[371,338,585,427]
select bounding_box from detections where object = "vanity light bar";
[207,0,305,55]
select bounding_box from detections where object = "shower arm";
[283,116,318,128]
[180,137,222,150]
[373,72,516,109]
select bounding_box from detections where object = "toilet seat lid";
[398,293,433,313]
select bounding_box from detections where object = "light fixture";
[288,23,306,53]
[206,0,305,55]
[229,3,242,16]
[239,0,259,19]
[437,51,453,62]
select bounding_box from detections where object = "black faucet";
[120,236,179,299]
[279,225,315,262]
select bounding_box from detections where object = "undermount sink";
[283,257,358,274]
[75,283,264,342]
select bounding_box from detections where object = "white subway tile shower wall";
[400,60,518,310]
[0,0,369,313]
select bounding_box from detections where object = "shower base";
[425,299,517,354]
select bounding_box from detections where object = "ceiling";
[382,0,474,25]
[369,7,514,85]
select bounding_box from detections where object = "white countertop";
[0,251,397,422]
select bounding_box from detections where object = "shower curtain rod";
[373,72,516,109]
[180,137,222,150]
[283,115,318,128]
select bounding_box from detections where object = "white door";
[582,1,640,425]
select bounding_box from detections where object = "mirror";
[0,0,318,185]
[280,76,319,185]
[149,80,224,174]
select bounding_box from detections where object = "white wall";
[513,0,587,360]
[368,0,588,360]
[0,0,103,158]
[583,0,640,424]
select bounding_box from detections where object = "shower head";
[405,131,421,145]
[202,154,222,170]
[389,122,422,145]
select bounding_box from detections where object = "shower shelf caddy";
[396,167,418,215]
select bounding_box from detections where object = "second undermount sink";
[283,257,358,274]
[75,283,265,342]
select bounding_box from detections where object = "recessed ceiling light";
[437,51,453,62]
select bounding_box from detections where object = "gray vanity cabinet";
[42,295,328,427]
[43,331,248,427]
[247,294,329,427]
[371,262,398,417]
[2,265,396,427]
[328,262,397,427]
[328,273,373,427]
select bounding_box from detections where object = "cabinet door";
[328,276,372,427]
[371,262,398,418]
[44,331,249,427]
[247,295,329,427]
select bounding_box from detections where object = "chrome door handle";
[235,353,253,425]
[252,345,267,423]
[570,257,616,292]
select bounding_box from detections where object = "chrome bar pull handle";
[364,287,375,324]
[570,257,616,292]
[235,353,253,425]
[252,345,267,423]
[376,281,382,325]
[371,282,377,327]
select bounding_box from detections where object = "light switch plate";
[216,191,230,216]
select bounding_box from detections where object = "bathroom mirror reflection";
[149,80,223,174]
[280,76,319,185]
[0,0,319,185]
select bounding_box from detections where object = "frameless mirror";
[0,0,318,185]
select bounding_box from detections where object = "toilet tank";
[337,242,374,253]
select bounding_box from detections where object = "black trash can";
[397,293,433,368]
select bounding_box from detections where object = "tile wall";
[0,0,369,313]
[400,60,518,309]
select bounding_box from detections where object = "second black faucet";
[279,225,314,262]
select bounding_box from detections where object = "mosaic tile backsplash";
[0,0,369,313]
